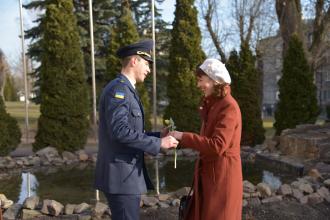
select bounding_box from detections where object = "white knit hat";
[199,58,231,84]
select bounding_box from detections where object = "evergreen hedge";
[227,44,265,146]
[0,98,21,156]
[106,2,152,130]
[274,35,319,135]
[164,0,205,132]
[34,0,89,152]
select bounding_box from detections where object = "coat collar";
[118,74,145,116]
[118,74,136,93]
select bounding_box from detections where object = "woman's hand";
[169,131,183,140]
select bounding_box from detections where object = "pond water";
[0,157,299,204]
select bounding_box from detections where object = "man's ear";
[130,56,138,66]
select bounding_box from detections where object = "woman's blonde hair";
[196,67,229,98]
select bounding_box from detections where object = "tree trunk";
[275,0,304,55]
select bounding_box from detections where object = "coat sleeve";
[180,103,238,156]
[145,132,161,138]
[104,87,161,156]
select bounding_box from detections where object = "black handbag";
[178,194,192,220]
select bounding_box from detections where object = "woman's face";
[197,75,215,97]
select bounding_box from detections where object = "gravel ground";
[140,200,330,220]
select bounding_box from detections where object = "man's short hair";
[121,55,142,67]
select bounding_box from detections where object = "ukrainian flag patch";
[114,91,125,99]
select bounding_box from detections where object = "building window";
[275,58,281,68]
[324,90,327,100]
[326,72,330,81]
[327,90,330,100]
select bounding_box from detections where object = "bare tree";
[0,50,11,98]
[200,0,227,62]
[199,0,277,60]
[276,0,330,68]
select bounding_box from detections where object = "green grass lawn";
[263,117,275,138]
[5,102,276,140]
[5,101,40,130]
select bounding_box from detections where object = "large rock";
[65,204,75,215]
[292,188,304,200]
[142,196,159,207]
[158,202,170,208]
[317,186,330,199]
[243,180,256,193]
[171,199,180,206]
[174,187,191,198]
[62,151,78,161]
[261,195,282,203]
[21,209,43,219]
[41,199,63,216]
[291,181,314,194]
[3,204,22,220]
[308,193,324,204]
[158,194,171,201]
[257,182,272,197]
[278,184,292,196]
[0,194,14,209]
[277,124,330,161]
[23,196,39,210]
[324,179,330,187]
[36,146,59,157]
[92,202,108,218]
[76,150,89,162]
[74,203,90,214]
[308,169,323,180]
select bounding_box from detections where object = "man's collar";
[121,73,136,89]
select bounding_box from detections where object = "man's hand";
[161,135,179,149]
[168,131,183,140]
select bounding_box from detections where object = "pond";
[0,157,299,204]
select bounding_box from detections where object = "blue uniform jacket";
[94,74,161,194]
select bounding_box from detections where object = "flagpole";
[151,0,160,196]
[88,0,99,202]
[151,0,157,131]
[19,0,29,144]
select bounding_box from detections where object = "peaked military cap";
[116,39,153,63]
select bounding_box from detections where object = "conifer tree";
[226,50,240,98]
[106,1,152,130]
[274,35,319,135]
[4,74,18,101]
[238,43,265,145]
[227,45,265,146]
[34,0,89,152]
[0,97,21,156]
[24,0,114,103]
[164,0,205,132]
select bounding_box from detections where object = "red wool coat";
[180,90,243,220]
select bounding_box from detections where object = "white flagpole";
[88,0,99,202]
[151,0,157,131]
[151,0,160,195]
[19,0,29,144]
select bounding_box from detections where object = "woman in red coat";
[171,58,243,220]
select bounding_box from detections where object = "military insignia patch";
[114,91,125,99]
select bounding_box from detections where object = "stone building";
[257,26,330,117]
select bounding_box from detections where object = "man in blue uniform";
[94,39,178,220]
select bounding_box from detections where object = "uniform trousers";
[104,193,141,220]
